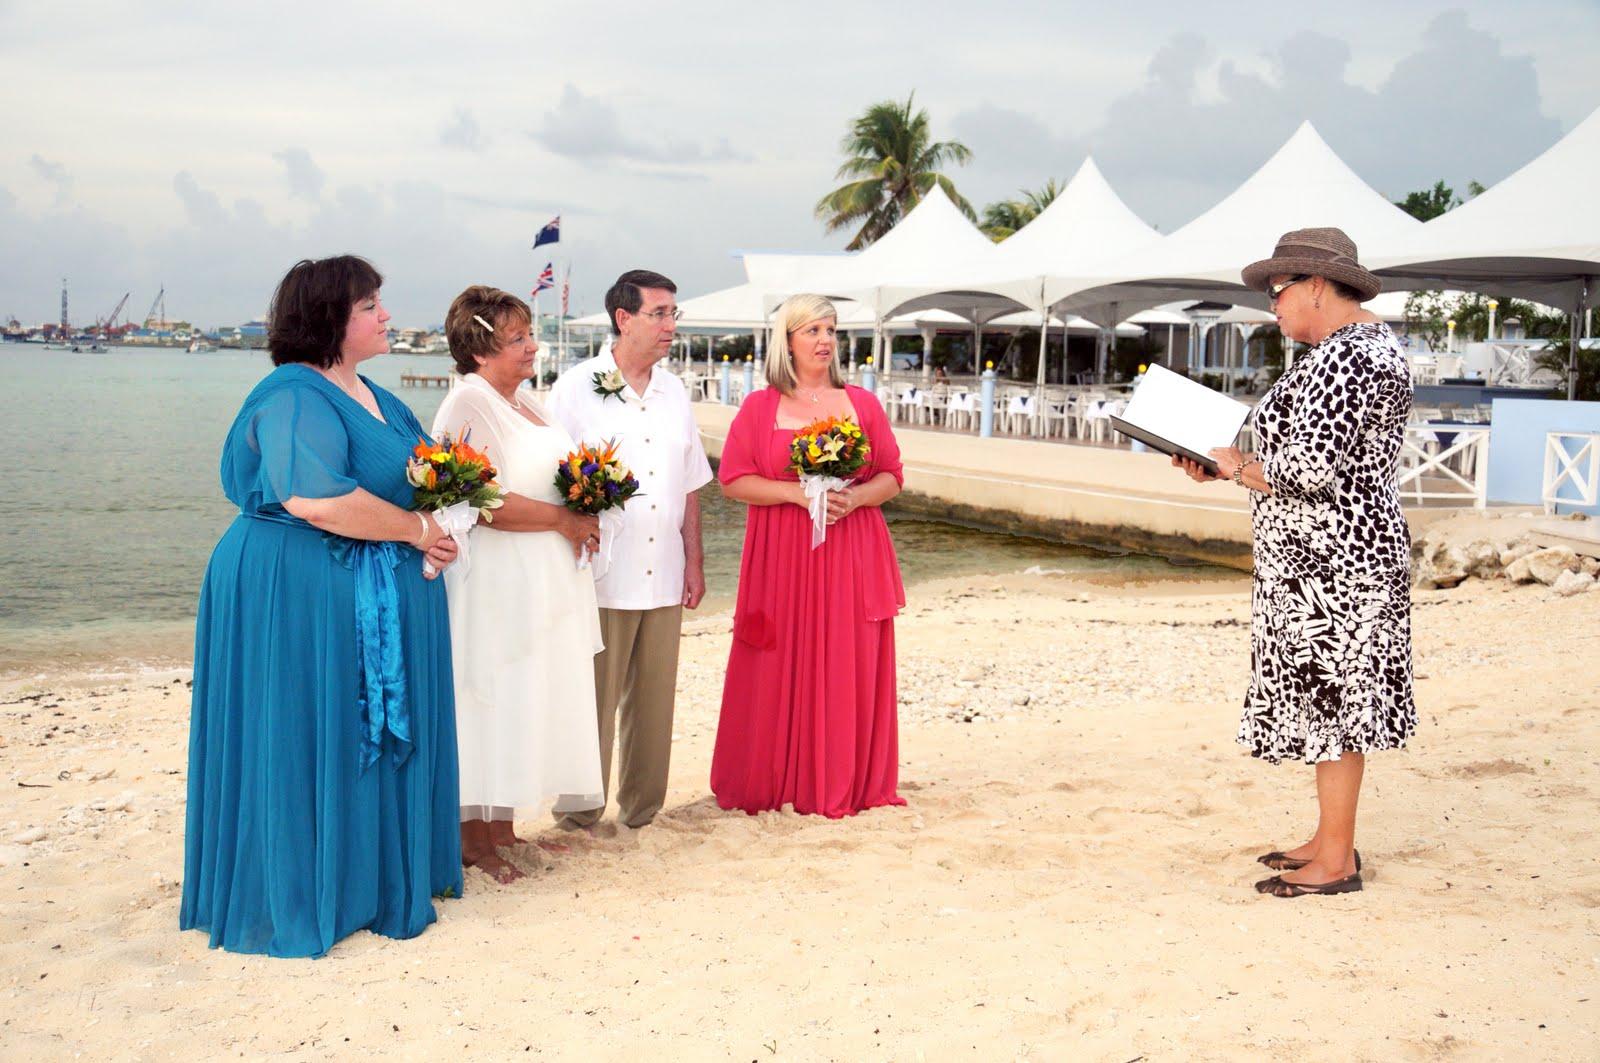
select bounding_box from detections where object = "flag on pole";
[560,264,571,317]
[532,216,560,248]
[532,262,555,296]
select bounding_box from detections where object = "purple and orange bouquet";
[555,440,640,570]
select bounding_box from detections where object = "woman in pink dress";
[712,294,907,818]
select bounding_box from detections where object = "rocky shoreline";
[1411,511,1600,595]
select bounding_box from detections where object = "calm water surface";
[1,346,1229,675]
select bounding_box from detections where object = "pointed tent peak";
[1399,103,1600,240]
[858,182,995,262]
[1139,118,1419,273]
[994,153,1159,273]
[1068,155,1104,182]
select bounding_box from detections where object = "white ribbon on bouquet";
[422,500,481,577]
[577,508,625,577]
[802,475,849,549]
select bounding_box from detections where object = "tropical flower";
[788,415,871,480]
[555,439,641,515]
[407,430,504,523]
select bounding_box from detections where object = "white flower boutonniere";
[592,369,627,402]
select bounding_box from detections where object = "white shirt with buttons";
[547,351,714,611]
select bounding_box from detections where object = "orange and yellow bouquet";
[407,431,504,574]
[555,440,640,572]
[788,414,871,480]
[788,415,871,548]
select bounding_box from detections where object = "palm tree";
[980,178,1064,241]
[814,93,975,250]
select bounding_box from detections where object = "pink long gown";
[710,385,907,818]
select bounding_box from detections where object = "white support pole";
[920,325,935,382]
[1034,310,1049,390]
[971,313,982,381]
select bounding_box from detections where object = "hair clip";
[472,314,495,333]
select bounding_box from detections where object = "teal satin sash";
[242,510,412,769]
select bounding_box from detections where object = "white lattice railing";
[1398,425,1490,508]
[1542,431,1600,514]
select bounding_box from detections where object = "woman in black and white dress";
[1175,228,1416,898]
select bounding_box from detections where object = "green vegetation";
[814,93,974,250]
[980,179,1063,242]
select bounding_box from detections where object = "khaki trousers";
[557,604,683,829]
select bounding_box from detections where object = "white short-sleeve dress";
[433,372,605,820]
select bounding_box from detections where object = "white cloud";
[530,84,753,167]
[440,107,488,152]
[27,155,71,204]
[271,148,325,201]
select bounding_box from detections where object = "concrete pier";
[693,403,1473,571]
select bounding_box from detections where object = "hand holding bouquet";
[555,440,641,573]
[788,415,870,548]
[408,431,504,576]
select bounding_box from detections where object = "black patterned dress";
[1240,321,1416,764]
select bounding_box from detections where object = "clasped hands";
[823,486,860,526]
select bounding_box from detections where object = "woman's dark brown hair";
[267,255,384,368]
[443,286,533,375]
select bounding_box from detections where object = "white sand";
[1,569,1596,1059]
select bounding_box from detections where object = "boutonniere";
[592,369,627,402]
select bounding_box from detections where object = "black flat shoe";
[1254,873,1363,897]
[1256,849,1361,873]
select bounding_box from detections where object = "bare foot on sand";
[463,848,524,884]
[489,820,524,848]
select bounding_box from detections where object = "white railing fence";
[1397,425,1490,508]
[1542,431,1600,514]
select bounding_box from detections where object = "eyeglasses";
[634,307,682,323]
[1267,275,1309,304]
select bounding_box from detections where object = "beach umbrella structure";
[1053,121,1423,375]
[1368,106,1600,398]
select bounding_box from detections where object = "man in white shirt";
[547,270,712,830]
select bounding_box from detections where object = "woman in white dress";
[433,286,605,884]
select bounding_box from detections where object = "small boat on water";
[187,339,216,353]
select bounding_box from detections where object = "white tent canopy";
[1370,106,1600,311]
[1056,121,1422,324]
[792,185,1007,322]
[987,310,1144,336]
[963,156,1162,317]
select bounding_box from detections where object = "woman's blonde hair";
[765,294,845,394]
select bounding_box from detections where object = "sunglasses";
[1267,275,1309,304]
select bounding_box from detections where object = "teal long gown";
[181,363,463,958]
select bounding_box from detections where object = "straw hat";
[1241,227,1382,301]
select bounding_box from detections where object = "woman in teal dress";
[181,256,465,957]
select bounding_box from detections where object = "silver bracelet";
[415,511,430,548]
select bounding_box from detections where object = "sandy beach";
[1,563,1597,1060]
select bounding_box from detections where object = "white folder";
[1109,365,1250,474]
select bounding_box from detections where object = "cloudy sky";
[1,1,1595,328]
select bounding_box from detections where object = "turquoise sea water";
[1,345,1227,675]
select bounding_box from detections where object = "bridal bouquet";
[408,431,504,575]
[789,415,871,548]
[556,440,641,572]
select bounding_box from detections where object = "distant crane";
[98,292,130,331]
[145,285,166,328]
